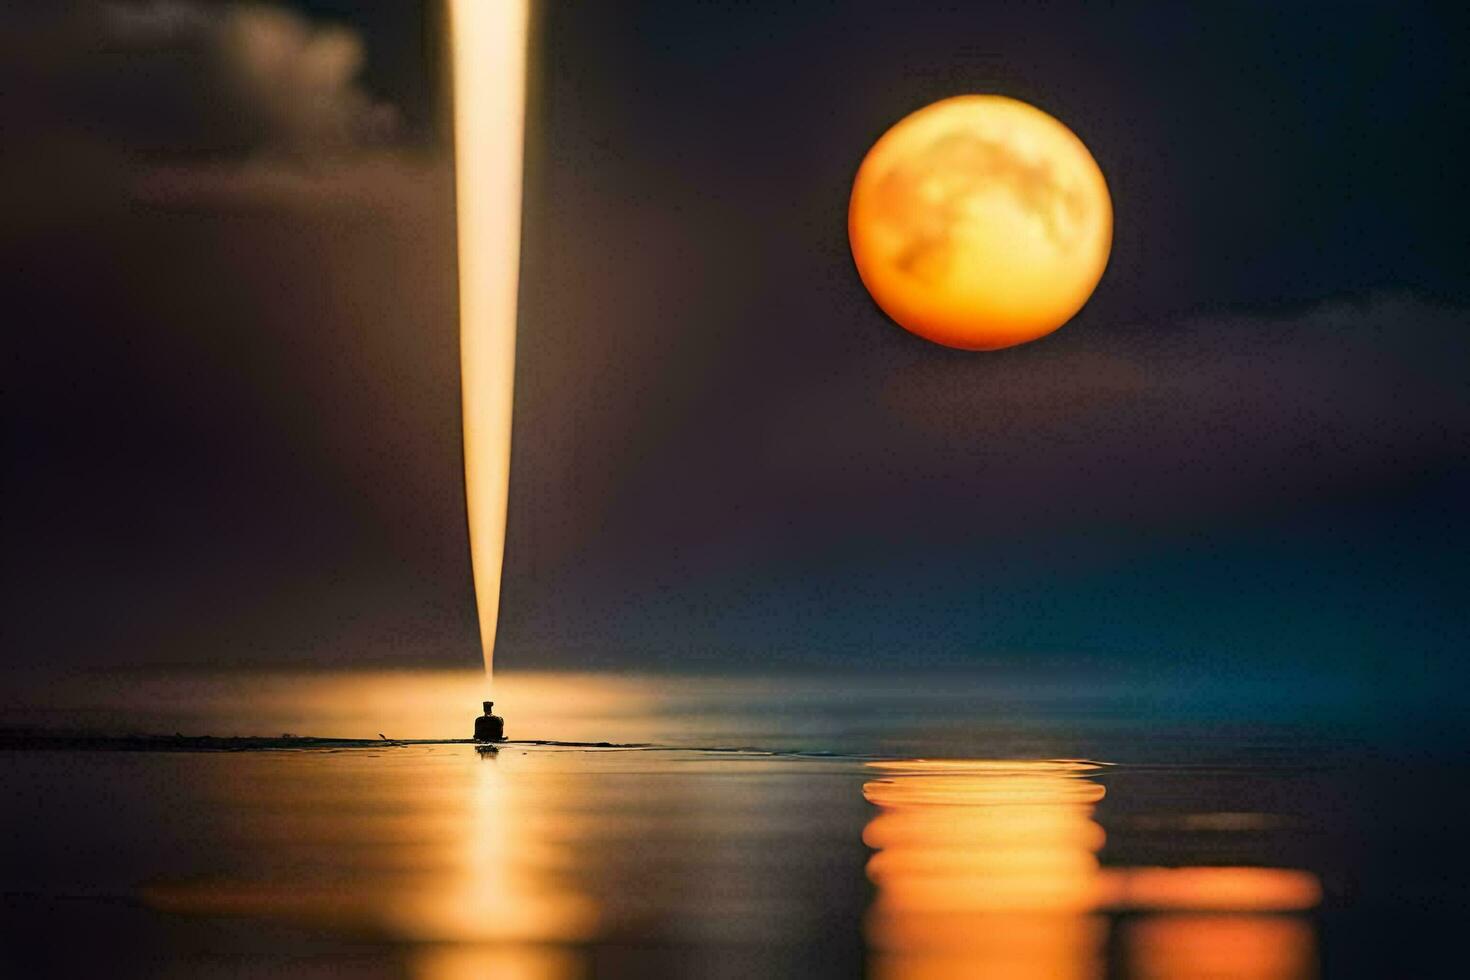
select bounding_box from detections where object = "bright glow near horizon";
[447,0,530,677]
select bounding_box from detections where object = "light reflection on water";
[3,670,1331,977]
[864,760,1111,979]
[863,760,1317,979]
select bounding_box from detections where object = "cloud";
[2,1,398,168]
[511,292,1468,668]
[2,140,464,667]
[716,293,1470,554]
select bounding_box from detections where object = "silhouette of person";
[474,701,506,742]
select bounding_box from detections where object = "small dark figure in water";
[474,701,505,742]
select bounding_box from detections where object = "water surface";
[1,670,1460,977]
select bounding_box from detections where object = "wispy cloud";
[16,1,396,158]
[760,294,1470,535]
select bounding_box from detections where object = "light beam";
[447,0,530,676]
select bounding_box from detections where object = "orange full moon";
[849,95,1112,351]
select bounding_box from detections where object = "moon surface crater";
[850,96,1112,351]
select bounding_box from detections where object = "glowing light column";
[447,0,530,674]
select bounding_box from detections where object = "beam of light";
[447,0,530,676]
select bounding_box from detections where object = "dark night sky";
[4,2,1467,690]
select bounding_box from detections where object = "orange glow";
[862,759,1322,980]
[869,918,1108,980]
[863,760,1107,916]
[130,673,876,959]
[1099,866,1322,912]
[412,945,583,980]
[391,756,600,943]
[849,96,1112,350]
[1126,915,1317,980]
[863,760,1110,980]
[448,0,530,674]
[142,747,597,944]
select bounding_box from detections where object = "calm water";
[1,670,1462,978]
